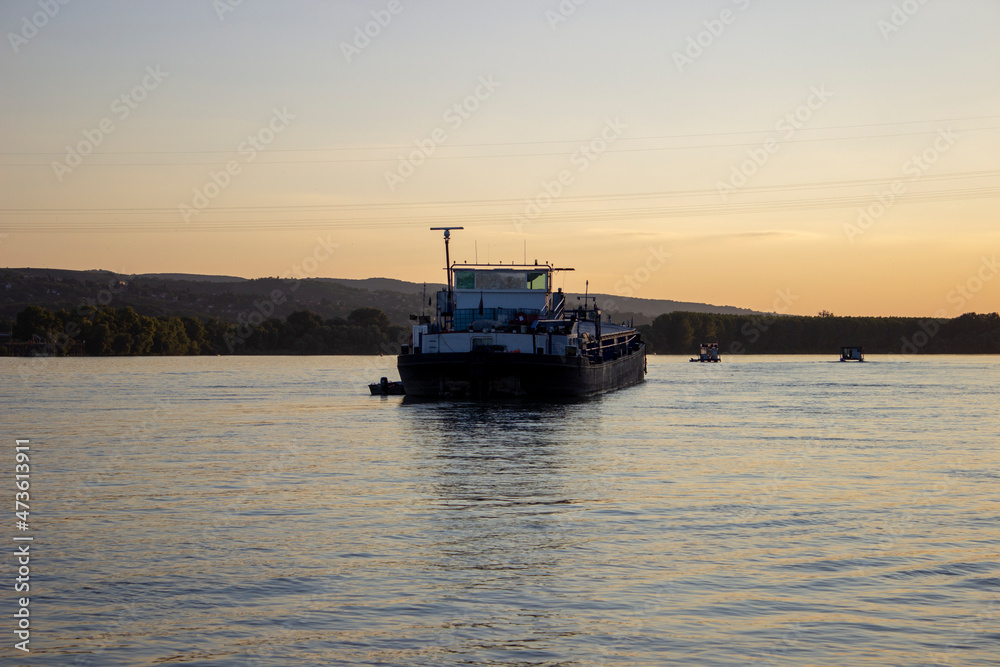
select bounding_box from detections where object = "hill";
[0,268,759,327]
[137,272,248,283]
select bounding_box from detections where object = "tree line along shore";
[2,305,406,357]
[2,305,999,357]
[641,310,1000,355]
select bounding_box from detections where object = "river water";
[1,355,998,666]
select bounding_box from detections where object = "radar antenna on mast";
[430,227,463,329]
[577,280,597,310]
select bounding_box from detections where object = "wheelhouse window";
[455,271,476,290]
[454,269,548,291]
[527,271,547,290]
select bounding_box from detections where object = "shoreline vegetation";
[640,310,1000,355]
[2,305,406,357]
[2,305,999,357]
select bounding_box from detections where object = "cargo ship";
[396,228,646,398]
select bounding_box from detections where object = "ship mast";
[577,280,597,315]
[430,227,463,329]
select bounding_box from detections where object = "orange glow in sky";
[1,0,998,316]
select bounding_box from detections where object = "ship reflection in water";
[406,400,617,663]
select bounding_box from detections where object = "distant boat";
[840,346,864,362]
[396,228,647,398]
[690,342,721,362]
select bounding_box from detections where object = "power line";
[2,114,998,157]
[2,169,998,216]
[2,125,999,167]
[5,185,998,233]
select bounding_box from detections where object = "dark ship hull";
[397,345,646,399]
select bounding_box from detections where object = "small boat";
[690,342,721,362]
[840,346,864,362]
[369,377,406,395]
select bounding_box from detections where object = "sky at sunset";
[1,0,998,317]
